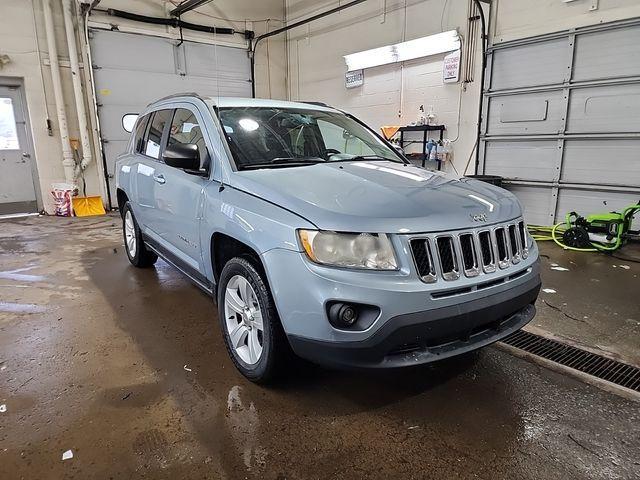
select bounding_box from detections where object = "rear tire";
[122,201,157,268]
[218,256,286,383]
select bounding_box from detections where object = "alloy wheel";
[124,210,137,257]
[224,274,264,365]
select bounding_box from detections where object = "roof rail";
[302,101,334,108]
[147,92,207,106]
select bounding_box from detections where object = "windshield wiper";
[241,158,325,170]
[270,156,325,164]
[329,155,403,164]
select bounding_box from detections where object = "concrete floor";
[1,214,639,480]
[534,242,640,365]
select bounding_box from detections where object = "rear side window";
[168,108,209,169]
[132,114,148,153]
[144,109,172,159]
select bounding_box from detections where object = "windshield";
[218,106,404,170]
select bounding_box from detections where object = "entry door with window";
[0,85,38,214]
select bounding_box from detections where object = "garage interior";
[1,0,639,479]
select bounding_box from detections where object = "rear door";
[152,106,212,278]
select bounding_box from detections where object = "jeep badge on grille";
[470,213,487,222]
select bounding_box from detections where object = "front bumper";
[288,273,540,368]
[261,241,540,369]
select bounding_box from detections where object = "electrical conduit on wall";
[42,0,76,184]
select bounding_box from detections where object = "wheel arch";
[116,188,129,217]
[210,232,266,285]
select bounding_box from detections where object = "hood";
[230,161,521,233]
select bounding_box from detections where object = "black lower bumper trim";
[288,272,541,369]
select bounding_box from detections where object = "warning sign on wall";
[345,69,364,89]
[443,50,461,83]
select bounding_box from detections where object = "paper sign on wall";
[345,69,364,89]
[443,50,461,83]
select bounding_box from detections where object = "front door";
[153,107,211,278]
[0,85,38,215]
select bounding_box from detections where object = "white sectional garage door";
[479,19,640,226]
[89,29,251,205]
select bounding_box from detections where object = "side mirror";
[162,143,202,172]
[122,113,138,133]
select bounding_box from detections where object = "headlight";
[298,230,398,270]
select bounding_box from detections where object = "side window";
[144,109,172,159]
[317,119,377,156]
[132,114,148,153]
[167,108,209,169]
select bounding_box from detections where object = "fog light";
[328,302,359,328]
[340,305,357,325]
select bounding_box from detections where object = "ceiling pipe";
[473,0,489,175]
[102,9,241,36]
[42,0,76,183]
[170,0,215,17]
[249,0,368,98]
[62,0,93,175]
[81,0,113,208]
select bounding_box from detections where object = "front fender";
[199,184,316,282]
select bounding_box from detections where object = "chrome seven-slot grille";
[410,220,528,283]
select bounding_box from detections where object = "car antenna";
[218,161,226,192]
[218,163,225,192]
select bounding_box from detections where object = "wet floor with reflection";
[0,215,638,480]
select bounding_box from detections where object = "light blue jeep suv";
[116,94,541,383]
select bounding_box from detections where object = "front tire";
[122,202,157,268]
[218,257,286,383]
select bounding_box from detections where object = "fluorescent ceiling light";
[344,30,460,72]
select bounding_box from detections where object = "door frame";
[0,77,42,213]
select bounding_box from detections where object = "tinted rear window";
[132,115,148,153]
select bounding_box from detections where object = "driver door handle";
[153,174,166,184]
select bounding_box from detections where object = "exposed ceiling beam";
[170,0,214,17]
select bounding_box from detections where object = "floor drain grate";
[500,330,640,393]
